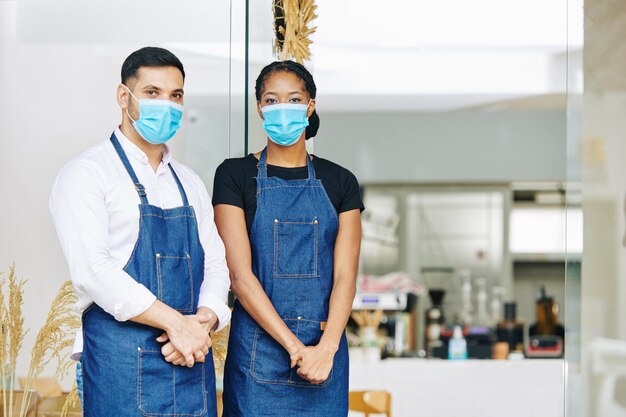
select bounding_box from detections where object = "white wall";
[312,111,567,183]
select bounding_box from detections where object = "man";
[50,47,230,417]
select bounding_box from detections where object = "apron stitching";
[187,253,194,312]
[273,221,278,277]
[314,220,319,277]
[137,348,142,413]
[141,213,196,219]
[257,185,325,191]
[156,253,163,301]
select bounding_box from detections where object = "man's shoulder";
[57,141,113,181]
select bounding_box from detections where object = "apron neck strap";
[257,148,317,180]
[167,164,190,206]
[110,133,149,204]
[110,133,189,206]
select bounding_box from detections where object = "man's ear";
[116,84,130,110]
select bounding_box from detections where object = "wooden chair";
[349,390,392,417]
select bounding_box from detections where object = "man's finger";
[195,310,211,323]
[156,332,169,343]
[161,343,175,357]
[184,353,195,368]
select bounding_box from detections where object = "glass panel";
[565,1,584,417]
[570,0,626,416]
[246,1,569,416]
[0,0,240,386]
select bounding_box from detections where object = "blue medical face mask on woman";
[260,100,312,146]
[125,86,184,145]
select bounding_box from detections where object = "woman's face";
[257,71,315,119]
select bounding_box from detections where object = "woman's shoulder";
[216,154,258,175]
[312,155,359,183]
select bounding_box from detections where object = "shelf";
[512,253,581,263]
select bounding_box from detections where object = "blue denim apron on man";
[222,149,349,416]
[80,134,216,417]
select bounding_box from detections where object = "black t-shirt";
[212,154,364,234]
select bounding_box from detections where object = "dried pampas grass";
[211,323,229,371]
[18,279,79,417]
[60,382,79,417]
[0,264,80,417]
[7,264,27,416]
[273,0,318,63]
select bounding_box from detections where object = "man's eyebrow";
[142,85,162,90]
[173,88,184,94]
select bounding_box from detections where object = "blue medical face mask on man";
[260,100,312,146]
[125,86,184,145]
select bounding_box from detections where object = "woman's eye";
[289,97,302,103]
[147,90,157,96]
[265,98,276,104]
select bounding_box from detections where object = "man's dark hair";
[255,60,319,140]
[121,47,185,85]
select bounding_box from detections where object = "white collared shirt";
[50,128,231,359]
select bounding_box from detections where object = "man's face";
[120,66,184,122]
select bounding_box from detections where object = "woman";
[213,60,363,416]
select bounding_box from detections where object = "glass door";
[245,1,570,416]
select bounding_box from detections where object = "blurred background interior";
[1,0,625,416]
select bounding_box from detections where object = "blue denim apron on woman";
[222,149,349,416]
[81,134,216,417]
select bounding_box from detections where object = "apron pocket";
[137,348,207,417]
[155,252,194,313]
[273,219,319,278]
[250,318,333,388]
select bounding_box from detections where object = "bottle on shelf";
[425,289,446,357]
[490,286,505,327]
[474,277,490,327]
[458,269,473,326]
[448,325,468,360]
[496,302,524,353]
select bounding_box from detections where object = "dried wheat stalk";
[7,264,27,416]
[273,0,317,63]
[211,323,229,371]
[19,281,79,417]
[60,382,79,417]
[0,271,7,417]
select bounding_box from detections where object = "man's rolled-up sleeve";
[49,160,156,322]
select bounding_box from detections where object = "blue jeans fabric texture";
[222,149,348,417]
[76,362,83,410]
[80,134,216,417]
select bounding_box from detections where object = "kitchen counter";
[349,358,564,417]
